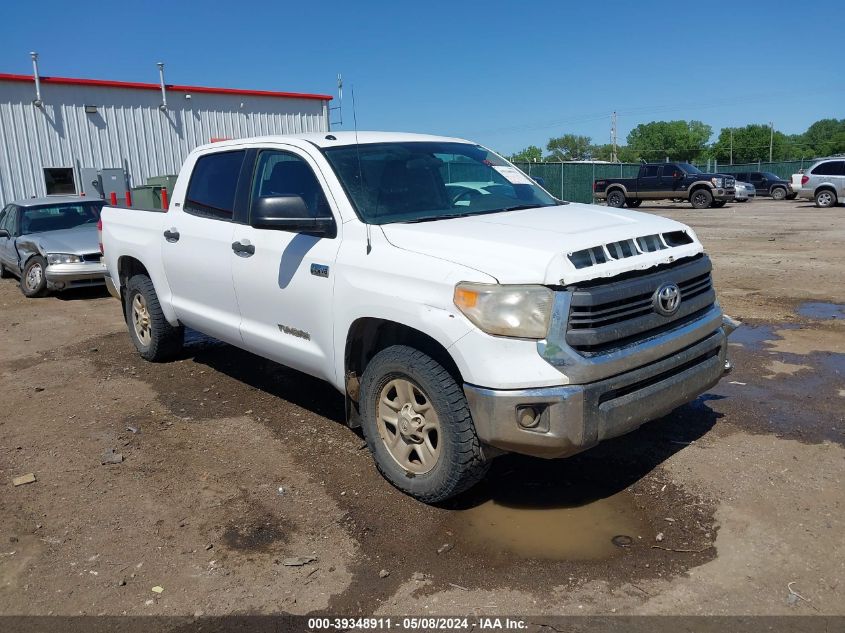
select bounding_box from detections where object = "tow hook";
[723,359,733,375]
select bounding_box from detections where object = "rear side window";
[812,161,845,176]
[184,151,246,220]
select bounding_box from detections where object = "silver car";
[734,181,756,202]
[0,196,106,297]
[797,158,845,208]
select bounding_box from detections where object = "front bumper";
[712,188,735,201]
[464,318,734,459]
[45,261,107,289]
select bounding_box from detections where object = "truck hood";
[379,203,703,285]
[20,224,100,255]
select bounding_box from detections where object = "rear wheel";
[359,345,489,503]
[815,189,837,208]
[124,274,184,361]
[20,256,48,298]
[690,188,713,209]
[771,187,787,200]
[606,189,626,208]
[626,198,642,208]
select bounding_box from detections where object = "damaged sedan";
[0,197,106,297]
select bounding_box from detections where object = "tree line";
[508,118,845,164]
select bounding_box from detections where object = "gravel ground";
[1,197,842,619]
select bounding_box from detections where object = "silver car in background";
[797,157,845,208]
[0,196,106,297]
[734,181,756,202]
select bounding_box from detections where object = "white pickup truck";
[101,132,736,502]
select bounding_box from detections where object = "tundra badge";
[310,263,329,278]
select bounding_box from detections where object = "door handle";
[231,240,255,257]
[163,228,180,242]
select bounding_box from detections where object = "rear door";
[0,205,19,273]
[637,165,660,197]
[161,149,250,345]
[231,146,342,381]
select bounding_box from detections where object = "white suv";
[798,158,845,208]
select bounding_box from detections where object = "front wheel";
[359,345,489,503]
[606,190,626,208]
[771,187,787,200]
[690,188,713,209]
[124,274,184,361]
[815,189,837,208]
[20,256,48,298]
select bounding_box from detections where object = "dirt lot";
[1,198,843,619]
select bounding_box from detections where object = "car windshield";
[676,163,703,174]
[21,202,103,234]
[323,141,559,224]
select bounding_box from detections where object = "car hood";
[19,224,100,255]
[379,203,703,285]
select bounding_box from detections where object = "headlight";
[711,177,724,187]
[47,253,82,265]
[453,282,553,339]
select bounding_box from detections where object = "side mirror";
[0,228,9,239]
[531,176,547,187]
[251,195,336,237]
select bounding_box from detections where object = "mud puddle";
[797,301,845,320]
[455,491,645,561]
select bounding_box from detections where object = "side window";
[1,206,18,235]
[642,165,659,178]
[659,164,677,178]
[184,150,246,220]
[812,161,845,176]
[250,150,331,218]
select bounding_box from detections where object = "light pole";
[769,122,774,163]
[730,128,733,165]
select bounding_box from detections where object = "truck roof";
[195,131,473,152]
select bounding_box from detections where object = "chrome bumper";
[45,261,106,288]
[465,326,730,459]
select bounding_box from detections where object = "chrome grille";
[565,255,716,355]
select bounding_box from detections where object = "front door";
[161,149,247,345]
[231,147,341,381]
[0,206,20,273]
[658,164,681,195]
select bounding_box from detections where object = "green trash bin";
[146,175,178,193]
[130,185,162,209]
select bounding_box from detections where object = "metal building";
[0,68,332,206]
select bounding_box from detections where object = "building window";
[44,168,77,195]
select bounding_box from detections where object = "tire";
[815,189,837,209]
[606,189,626,208]
[124,274,184,362]
[20,256,48,298]
[359,345,489,503]
[690,188,713,209]
[626,198,642,208]
[771,187,787,201]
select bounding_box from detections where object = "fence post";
[560,163,564,201]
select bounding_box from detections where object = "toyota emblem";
[654,283,681,316]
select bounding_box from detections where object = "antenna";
[351,85,370,254]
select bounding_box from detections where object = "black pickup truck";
[594,162,736,209]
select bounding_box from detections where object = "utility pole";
[610,111,618,163]
[769,122,774,163]
[729,128,733,165]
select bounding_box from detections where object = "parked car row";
[794,157,845,208]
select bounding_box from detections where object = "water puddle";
[454,489,645,561]
[797,302,845,320]
[728,324,777,350]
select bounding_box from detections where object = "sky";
[2,0,843,155]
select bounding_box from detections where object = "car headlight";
[47,253,82,265]
[453,282,554,339]
[711,177,724,187]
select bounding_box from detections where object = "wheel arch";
[343,317,463,428]
[116,255,180,324]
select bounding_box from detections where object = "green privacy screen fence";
[509,159,820,204]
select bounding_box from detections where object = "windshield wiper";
[403,212,476,223]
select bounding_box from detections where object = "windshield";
[21,202,103,234]
[323,141,559,224]
[677,163,703,174]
